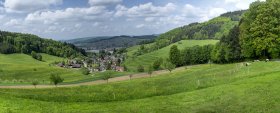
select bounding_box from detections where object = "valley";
[0,0,279,112]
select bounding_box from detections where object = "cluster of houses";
[56,54,125,73]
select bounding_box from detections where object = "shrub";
[148,65,153,77]
[32,80,39,88]
[81,68,90,75]
[31,51,43,61]
[50,74,64,87]
[153,58,163,70]
[102,71,113,83]
[137,65,145,72]
[164,61,176,72]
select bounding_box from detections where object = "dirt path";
[0,67,187,89]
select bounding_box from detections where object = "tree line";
[0,31,86,58]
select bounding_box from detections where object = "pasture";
[0,61,279,112]
[0,54,130,85]
[124,40,219,72]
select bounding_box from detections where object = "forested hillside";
[67,35,157,50]
[133,10,245,56]
[0,31,86,58]
[157,10,244,41]
[164,0,280,66]
[211,0,280,63]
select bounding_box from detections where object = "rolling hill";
[0,1,279,113]
[125,40,219,72]
[0,30,86,58]
[131,10,245,57]
[66,35,157,50]
[0,53,85,84]
[0,54,131,85]
[0,61,279,112]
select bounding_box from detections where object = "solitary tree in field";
[31,51,43,61]
[137,65,145,72]
[31,51,37,59]
[36,54,42,61]
[81,68,90,75]
[164,61,176,73]
[50,74,64,87]
[102,71,112,83]
[129,74,133,80]
[153,58,163,70]
[148,65,153,78]
[32,80,39,88]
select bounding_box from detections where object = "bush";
[36,54,42,61]
[153,58,163,70]
[32,80,39,88]
[102,71,113,83]
[50,74,64,87]
[31,51,43,61]
[31,51,37,59]
[81,68,90,75]
[137,65,145,72]
[164,60,176,72]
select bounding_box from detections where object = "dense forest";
[166,0,280,66]
[0,31,86,58]
[134,10,245,56]
[212,0,280,63]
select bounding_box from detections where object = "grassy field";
[0,61,279,113]
[125,40,219,72]
[0,54,130,85]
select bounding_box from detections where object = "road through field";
[0,67,187,89]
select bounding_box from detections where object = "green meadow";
[125,40,219,72]
[0,54,130,85]
[0,61,279,113]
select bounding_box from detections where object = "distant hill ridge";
[67,35,157,50]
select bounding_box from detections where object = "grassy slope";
[0,54,86,84]
[0,61,279,112]
[0,54,131,85]
[125,40,219,72]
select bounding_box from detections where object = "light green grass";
[0,54,130,85]
[0,61,279,113]
[125,40,219,72]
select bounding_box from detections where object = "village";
[56,49,126,73]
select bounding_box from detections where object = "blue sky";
[0,0,262,40]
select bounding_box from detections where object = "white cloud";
[209,8,227,18]
[25,6,112,24]
[4,0,63,13]
[74,23,82,28]
[5,19,20,26]
[92,22,100,27]
[144,17,155,22]
[115,2,176,18]
[225,0,266,10]
[182,4,202,18]
[182,4,226,22]
[89,0,122,6]
[136,24,145,28]
[0,7,5,13]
